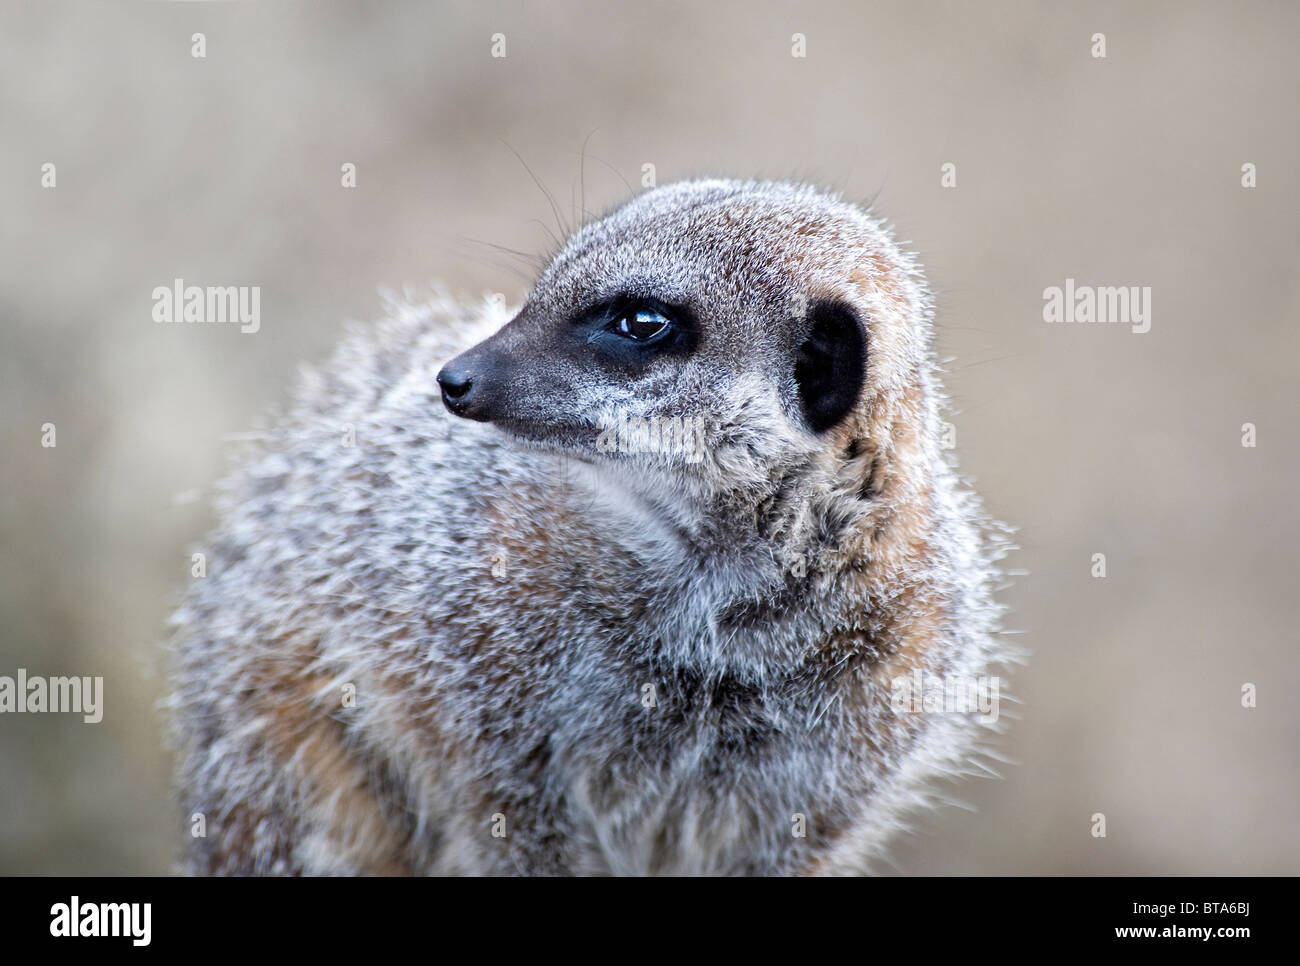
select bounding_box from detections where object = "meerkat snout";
[436,352,492,420]
[434,361,473,412]
[169,177,1013,876]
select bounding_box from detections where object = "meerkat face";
[438,179,928,501]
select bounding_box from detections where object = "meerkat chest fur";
[170,179,1009,876]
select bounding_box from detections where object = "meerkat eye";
[612,305,671,342]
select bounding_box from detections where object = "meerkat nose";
[436,363,479,417]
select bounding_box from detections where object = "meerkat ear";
[794,301,866,433]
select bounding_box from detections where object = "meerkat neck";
[558,448,942,681]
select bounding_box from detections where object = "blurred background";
[1,0,1296,874]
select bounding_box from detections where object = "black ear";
[794,301,866,433]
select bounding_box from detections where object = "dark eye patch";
[572,295,698,366]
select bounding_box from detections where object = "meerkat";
[167,178,1012,876]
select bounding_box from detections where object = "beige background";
[1,1,1296,874]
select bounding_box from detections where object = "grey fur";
[167,179,1014,875]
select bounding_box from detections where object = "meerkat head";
[438,179,938,559]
